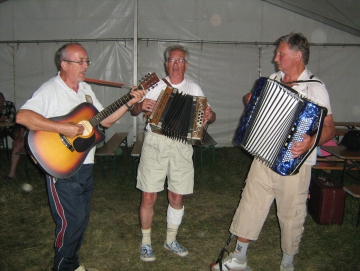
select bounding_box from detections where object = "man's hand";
[291,134,315,158]
[203,106,216,125]
[141,99,156,112]
[244,93,252,105]
[128,88,147,106]
[61,122,85,138]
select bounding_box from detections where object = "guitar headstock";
[138,72,160,91]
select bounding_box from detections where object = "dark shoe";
[3,175,15,181]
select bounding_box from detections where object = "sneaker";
[163,240,188,257]
[140,244,156,262]
[74,266,99,271]
[211,253,248,271]
[280,263,294,271]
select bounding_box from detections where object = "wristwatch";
[125,102,134,111]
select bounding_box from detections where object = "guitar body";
[26,103,105,178]
[26,72,160,178]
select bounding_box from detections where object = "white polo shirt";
[20,72,104,164]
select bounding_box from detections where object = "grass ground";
[0,146,359,271]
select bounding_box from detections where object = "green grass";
[0,146,359,271]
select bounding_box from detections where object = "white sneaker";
[280,263,294,271]
[74,266,99,271]
[211,253,248,271]
[163,240,188,257]
[140,244,156,262]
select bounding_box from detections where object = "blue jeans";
[46,164,94,271]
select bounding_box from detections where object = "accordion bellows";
[235,77,327,176]
[149,86,207,146]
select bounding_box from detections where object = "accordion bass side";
[235,77,327,176]
[148,86,207,146]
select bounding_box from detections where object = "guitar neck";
[84,78,126,88]
[89,93,133,127]
[87,72,159,127]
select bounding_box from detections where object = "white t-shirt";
[145,76,206,132]
[20,72,104,164]
[269,69,332,165]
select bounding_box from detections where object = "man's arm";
[291,114,335,158]
[317,114,336,146]
[100,89,146,127]
[130,99,156,117]
[16,109,85,138]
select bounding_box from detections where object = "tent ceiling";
[1,0,360,38]
[264,0,360,37]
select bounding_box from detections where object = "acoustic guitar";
[26,73,159,178]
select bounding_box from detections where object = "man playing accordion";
[212,33,335,271]
[131,45,216,262]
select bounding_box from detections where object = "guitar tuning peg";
[148,72,151,75]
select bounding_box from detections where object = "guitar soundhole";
[73,133,96,152]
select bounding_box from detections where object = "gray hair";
[54,43,82,71]
[164,45,189,62]
[276,32,310,65]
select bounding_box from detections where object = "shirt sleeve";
[6,101,16,121]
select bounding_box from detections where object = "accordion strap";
[277,75,323,85]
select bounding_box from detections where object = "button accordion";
[235,77,327,176]
[148,86,207,146]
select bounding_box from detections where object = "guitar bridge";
[59,134,75,152]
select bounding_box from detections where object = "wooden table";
[334,122,360,129]
[321,146,360,182]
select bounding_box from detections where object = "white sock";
[141,228,151,246]
[281,252,294,266]
[166,205,184,245]
[233,240,249,261]
[166,224,179,245]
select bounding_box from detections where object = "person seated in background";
[0,92,16,123]
[3,124,27,181]
[0,92,17,161]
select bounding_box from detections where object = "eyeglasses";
[64,59,91,66]
[168,58,187,64]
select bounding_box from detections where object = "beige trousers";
[229,159,311,255]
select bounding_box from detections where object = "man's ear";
[296,51,302,62]
[60,60,68,70]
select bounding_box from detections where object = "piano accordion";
[148,86,207,146]
[235,77,327,176]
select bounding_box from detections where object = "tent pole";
[132,0,138,145]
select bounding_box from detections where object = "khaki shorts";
[136,132,194,194]
[229,159,311,255]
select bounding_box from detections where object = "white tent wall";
[1,0,360,146]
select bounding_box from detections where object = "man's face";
[62,44,90,84]
[166,49,189,81]
[274,42,299,73]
